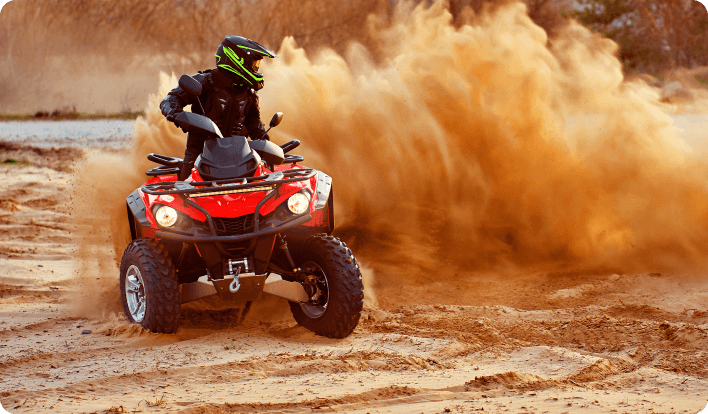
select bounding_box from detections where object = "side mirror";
[269,112,284,128]
[178,74,202,97]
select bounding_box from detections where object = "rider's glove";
[165,107,183,123]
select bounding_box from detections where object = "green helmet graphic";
[215,36,277,90]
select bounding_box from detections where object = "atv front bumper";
[154,213,312,243]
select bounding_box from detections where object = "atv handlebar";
[147,153,182,167]
[280,139,300,153]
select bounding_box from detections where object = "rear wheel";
[119,238,181,333]
[288,234,364,338]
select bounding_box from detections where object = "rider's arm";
[160,73,210,121]
[159,87,189,121]
[244,93,269,141]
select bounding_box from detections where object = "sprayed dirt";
[2,1,708,413]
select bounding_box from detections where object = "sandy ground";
[0,145,707,414]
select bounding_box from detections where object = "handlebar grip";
[147,153,181,166]
[280,139,301,153]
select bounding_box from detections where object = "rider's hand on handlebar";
[165,107,183,123]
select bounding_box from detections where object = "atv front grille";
[220,241,250,256]
[212,215,255,237]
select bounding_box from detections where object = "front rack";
[141,168,316,196]
[141,168,317,242]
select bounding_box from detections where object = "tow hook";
[229,272,241,293]
[228,259,246,293]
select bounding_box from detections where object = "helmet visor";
[252,59,261,73]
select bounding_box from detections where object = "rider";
[160,36,277,180]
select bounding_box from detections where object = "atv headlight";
[155,205,178,227]
[287,192,310,215]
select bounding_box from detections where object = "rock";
[368,309,387,321]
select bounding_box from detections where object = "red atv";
[120,75,364,338]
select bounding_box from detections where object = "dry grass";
[139,393,167,408]
[2,0,705,113]
[0,0,392,112]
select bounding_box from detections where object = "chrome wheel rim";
[125,265,146,322]
[299,261,329,319]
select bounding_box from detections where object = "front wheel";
[119,238,181,333]
[288,234,364,338]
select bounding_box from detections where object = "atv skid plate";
[181,273,308,304]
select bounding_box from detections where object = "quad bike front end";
[121,153,362,338]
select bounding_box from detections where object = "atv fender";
[311,171,334,233]
[126,189,158,240]
[292,172,334,234]
[127,189,150,228]
[313,171,332,210]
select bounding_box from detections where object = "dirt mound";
[185,385,420,413]
[570,358,636,383]
[466,371,557,391]
[97,321,152,339]
[465,358,639,392]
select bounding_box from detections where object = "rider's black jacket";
[160,68,269,180]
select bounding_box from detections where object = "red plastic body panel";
[307,205,328,227]
[143,174,207,226]
[187,163,313,218]
[188,190,273,218]
[138,162,329,230]
[273,163,325,221]
[259,164,310,216]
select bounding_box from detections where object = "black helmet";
[215,36,276,90]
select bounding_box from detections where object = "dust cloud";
[260,1,708,274]
[70,73,188,317]
[71,1,708,316]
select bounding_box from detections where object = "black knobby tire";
[288,234,364,338]
[119,238,181,334]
